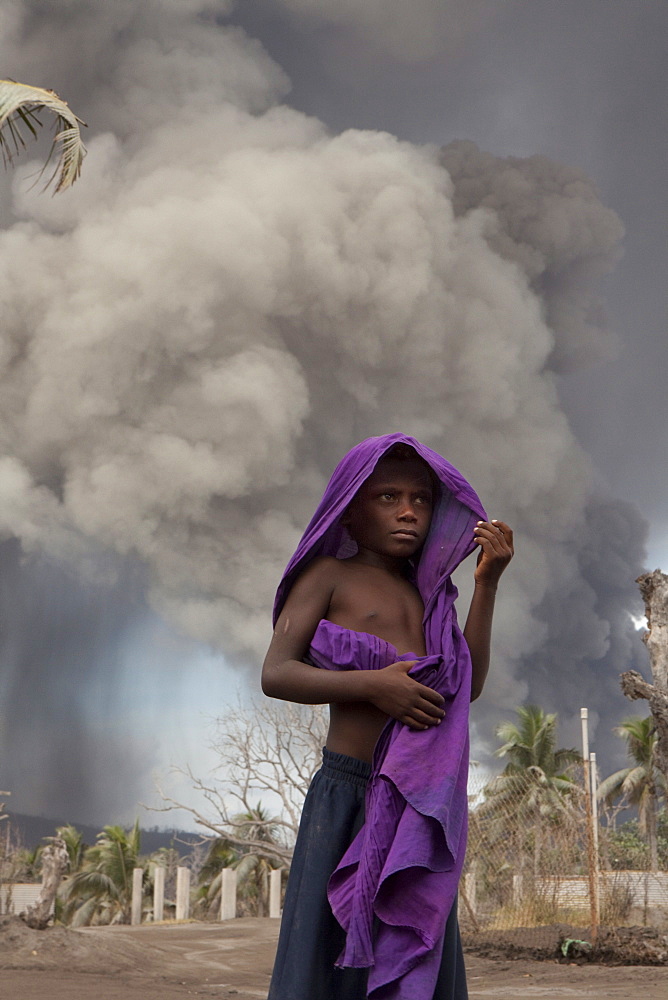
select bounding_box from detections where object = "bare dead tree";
[621,569,668,784]
[20,837,69,930]
[152,699,328,865]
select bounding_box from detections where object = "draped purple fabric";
[273,433,486,1000]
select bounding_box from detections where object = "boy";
[263,433,513,1000]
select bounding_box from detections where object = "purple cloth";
[274,434,486,1000]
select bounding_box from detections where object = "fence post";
[269,869,282,918]
[590,751,602,909]
[176,866,190,921]
[153,866,165,922]
[458,870,480,931]
[131,867,143,925]
[512,873,523,906]
[220,867,237,920]
[581,708,600,940]
[463,872,476,915]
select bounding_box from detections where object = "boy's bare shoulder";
[283,556,347,615]
[297,555,346,584]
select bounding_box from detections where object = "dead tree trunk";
[21,837,69,930]
[620,569,668,784]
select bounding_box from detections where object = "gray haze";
[0,0,661,823]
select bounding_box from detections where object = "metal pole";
[580,708,599,942]
[580,707,590,761]
[590,751,601,926]
[590,755,601,853]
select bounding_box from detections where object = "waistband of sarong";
[321,746,372,788]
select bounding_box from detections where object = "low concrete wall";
[534,871,668,908]
[0,883,45,915]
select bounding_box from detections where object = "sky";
[0,0,666,828]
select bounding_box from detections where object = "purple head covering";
[275,433,485,626]
[274,433,487,1000]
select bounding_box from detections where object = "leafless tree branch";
[149,700,327,864]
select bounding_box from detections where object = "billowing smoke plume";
[440,142,647,755]
[0,1,646,821]
[271,0,506,61]
[441,141,625,371]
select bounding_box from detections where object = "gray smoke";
[0,539,155,821]
[439,142,647,759]
[441,141,625,371]
[270,0,507,61]
[0,1,647,821]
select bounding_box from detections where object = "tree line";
[2,699,665,927]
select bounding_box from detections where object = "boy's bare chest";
[328,567,426,656]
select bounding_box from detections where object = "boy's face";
[343,456,435,560]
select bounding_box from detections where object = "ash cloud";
[0,0,648,819]
[0,539,155,822]
[441,141,625,371]
[270,0,507,61]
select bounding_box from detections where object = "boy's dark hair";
[382,443,441,496]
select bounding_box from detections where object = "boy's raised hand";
[369,660,446,730]
[473,520,514,587]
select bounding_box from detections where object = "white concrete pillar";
[269,869,282,918]
[220,867,237,920]
[153,866,165,923]
[131,867,143,925]
[175,866,190,921]
[512,873,523,906]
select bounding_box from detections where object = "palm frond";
[69,896,99,928]
[615,716,656,767]
[199,837,236,883]
[68,869,120,901]
[56,823,85,871]
[596,770,628,804]
[553,747,582,771]
[0,79,86,192]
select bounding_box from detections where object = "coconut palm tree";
[60,821,143,926]
[196,836,237,917]
[479,705,582,879]
[598,716,667,871]
[230,805,283,917]
[196,805,284,917]
[13,842,42,882]
[0,79,86,192]
[55,824,85,874]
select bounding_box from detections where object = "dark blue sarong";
[268,748,468,1000]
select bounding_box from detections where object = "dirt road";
[1,917,667,999]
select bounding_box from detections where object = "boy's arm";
[464,520,514,702]
[262,559,445,730]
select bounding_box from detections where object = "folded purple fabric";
[274,434,486,999]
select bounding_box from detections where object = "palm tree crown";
[598,716,667,870]
[0,79,86,192]
[60,821,142,926]
[475,705,582,880]
[495,704,581,777]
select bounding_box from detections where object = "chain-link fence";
[460,767,668,951]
